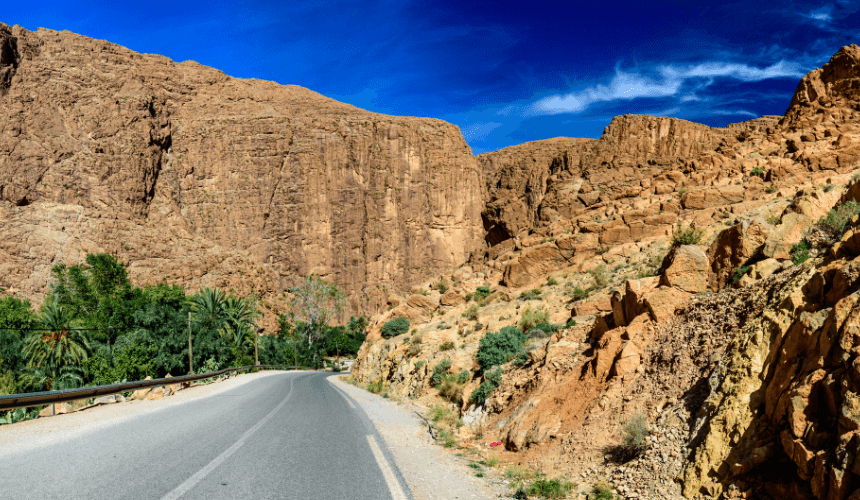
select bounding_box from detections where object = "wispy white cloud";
[463,122,503,141]
[798,5,834,23]
[527,60,807,116]
[707,109,760,118]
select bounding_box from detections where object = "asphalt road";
[0,372,412,500]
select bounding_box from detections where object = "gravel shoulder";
[0,370,289,454]
[330,375,512,500]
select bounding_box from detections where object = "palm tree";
[22,302,90,394]
[192,288,226,331]
[220,296,261,356]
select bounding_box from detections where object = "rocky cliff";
[352,43,860,500]
[0,23,483,325]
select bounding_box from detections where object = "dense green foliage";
[380,317,410,338]
[815,200,860,243]
[473,286,491,300]
[0,253,367,423]
[469,367,503,404]
[792,240,811,265]
[476,326,527,372]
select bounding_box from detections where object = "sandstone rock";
[643,287,691,324]
[680,185,745,210]
[707,218,769,291]
[439,290,466,307]
[38,403,72,417]
[132,376,155,400]
[0,24,484,324]
[612,341,643,378]
[660,245,709,293]
[406,294,439,315]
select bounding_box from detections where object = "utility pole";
[254,328,260,366]
[188,311,193,374]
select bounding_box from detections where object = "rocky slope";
[0,23,483,326]
[353,44,860,500]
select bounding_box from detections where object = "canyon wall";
[0,23,484,325]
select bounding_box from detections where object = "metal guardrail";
[0,365,308,412]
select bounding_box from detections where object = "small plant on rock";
[732,265,751,284]
[591,481,616,500]
[526,477,576,499]
[469,367,503,405]
[519,306,550,332]
[473,285,491,300]
[815,200,860,243]
[518,288,542,300]
[546,276,558,286]
[619,413,649,460]
[590,264,609,288]
[381,317,410,338]
[434,277,450,294]
[440,340,455,351]
[463,305,479,321]
[750,166,766,177]
[670,225,704,246]
[791,240,811,265]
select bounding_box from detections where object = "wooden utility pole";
[254,328,260,366]
[188,311,193,374]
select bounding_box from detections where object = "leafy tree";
[0,296,38,394]
[48,254,146,345]
[21,302,90,391]
[289,275,346,349]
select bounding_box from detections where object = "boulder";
[707,218,769,291]
[38,403,72,417]
[501,243,572,288]
[612,341,643,378]
[680,185,745,210]
[406,294,439,315]
[660,245,709,293]
[643,287,692,323]
[132,376,155,400]
[439,290,467,307]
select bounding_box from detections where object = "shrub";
[546,277,558,286]
[456,370,470,384]
[671,225,704,246]
[367,378,384,394]
[407,344,421,357]
[519,289,542,300]
[765,185,777,194]
[519,307,550,332]
[381,317,409,338]
[620,413,649,459]
[473,286,491,300]
[463,305,479,321]
[476,326,527,371]
[815,200,860,242]
[591,482,616,500]
[824,183,837,193]
[732,265,750,284]
[440,340,455,351]
[792,240,810,265]
[570,287,590,300]
[527,477,575,499]
[750,166,765,177]
[564,320,577,329]
[469,367,503,404]
[435,278,450,294]
[590,265,609,288]
[431,359,453,386]
[414,360,425,369]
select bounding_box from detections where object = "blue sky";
[3,1,859,153]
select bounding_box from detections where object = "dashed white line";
[159,375,296,500]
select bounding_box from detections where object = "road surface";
[0,371,411,499]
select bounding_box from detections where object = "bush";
[469,367,503,404]
[527,477,575,499]
[564,320,577,329]
[456,370,470,384]
[570,287,590,300]
[671,225,704,246]
[463,305,479,321]
[519,307,550,332]
[792,240,810,265]
[414,360,425,369]
[407,344,421,357]
[381,317,409,338]
[590,265,609,288]
[765,185,777,194]
[591,482,616,500]
[620,413,649,459]
[431,359,453,386]
[440,340,455,351]
[519,288,542,300]
[732,265,750,284]
[367,378,384,394]
[750,166,765,177]
[815,200,860,242]
[435,278,450,294]
[546,277,558,286]
[476,326,527,371]
[473,286,491,300]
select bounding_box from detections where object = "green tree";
[21,302,90,391]
[289,275,346,349]
[0,296,38,394]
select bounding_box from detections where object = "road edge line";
[367,434,408,500]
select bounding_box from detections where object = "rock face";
[0,23,483,324]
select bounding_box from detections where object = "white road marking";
[328,379,357,408]
[159,376,296,500]
[367,434,408,500]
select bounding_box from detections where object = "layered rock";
[0,23,484,324]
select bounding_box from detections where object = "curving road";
[0,372,412,500]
